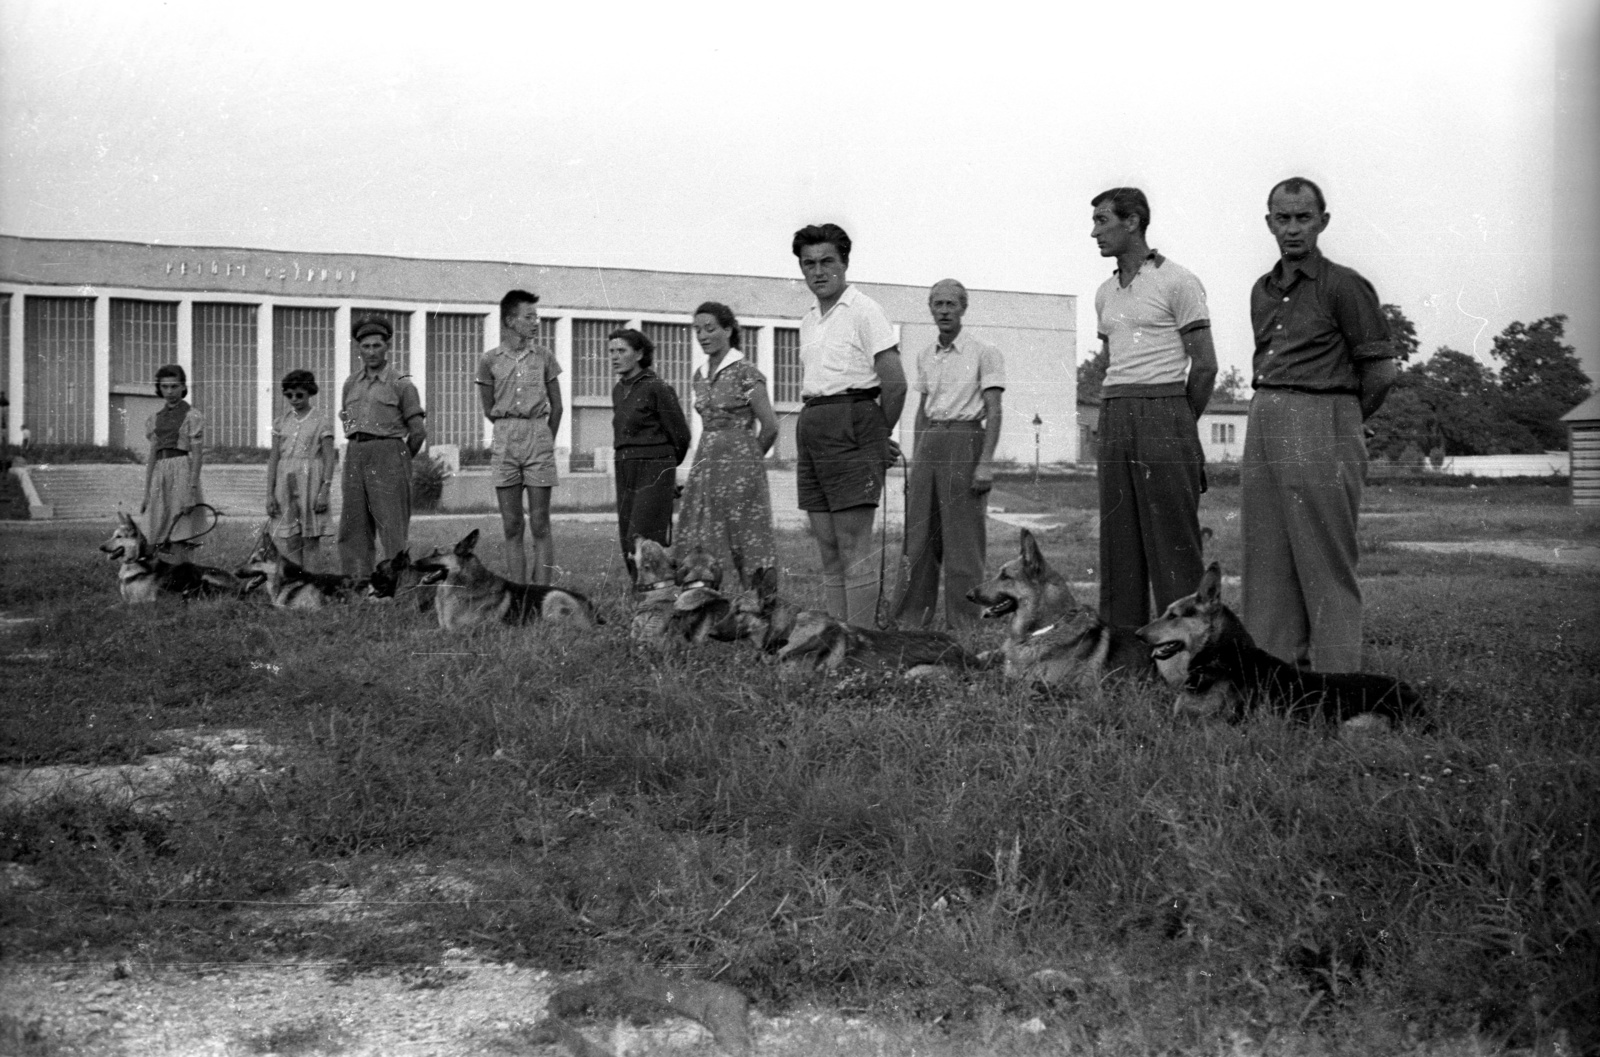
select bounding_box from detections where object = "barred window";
[24,297,95,444]
[643,321,694,411]
[740,325,760,360]
[110,299,179,389]
[0,296,11,422]
[425,312,485,449]
[350,308,413,375]
[572,319,617,399]
[772,327,801,404]
[272,306,336,398]
[192,303,260,447]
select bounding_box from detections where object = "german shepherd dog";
[414,529,600,631]
[629,538,731,645]
[364,548,437,612]
[1137,564,1427,730]
[711,565,803,652]
[99,512,237,603]
[236,532,361,609]
[966,529,1154,689]
[776,609,982,675]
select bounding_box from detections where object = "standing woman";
[266,369,338,570]
[676,302,779,588]
[609,328,691,579]
[141,364,206,561]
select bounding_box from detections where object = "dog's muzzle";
[1149,640,1185,661]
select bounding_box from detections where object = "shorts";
[796,398,889,513]
[491,416,558,489]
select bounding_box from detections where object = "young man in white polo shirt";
[894,279,1005,630]
[793,222,909,626]
[1090,187,1218,628]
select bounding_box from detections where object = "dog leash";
[873,450,909,631]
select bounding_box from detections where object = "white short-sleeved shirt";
[798,285,897,398]
[1095,252,1210,390]
[913,335,1006,422]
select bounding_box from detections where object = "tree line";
[1076,308,1592,461]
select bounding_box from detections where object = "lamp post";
[1032,413,1042,484]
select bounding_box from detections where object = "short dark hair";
[501,289,540,321]
[281,369,319,396]
[608,327,655,369]
[792,223,852,267]
[1267,176,1327,214]
[154,364,187,399]
[692,302,741,349]
[1091,187,1151,235]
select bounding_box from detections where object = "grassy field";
[1,481,1597,1055]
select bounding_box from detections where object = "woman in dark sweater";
[610,328,691,579]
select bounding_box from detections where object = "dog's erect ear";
[753,565,778,598]
[457,529,479,557]
[1021,529,1044,578]
[119,512,137,529]
[393,549,411,570]
[1197,563,1223,605]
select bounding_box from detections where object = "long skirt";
[674,427,775,587]
[273,457,332,540]
[148,455,206,549]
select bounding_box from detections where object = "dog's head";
[100,513,150,563]
[540,587,602,627]
[235,532,282,593]
[413,532,478,583]
[632,536,677,593]
[1137,563,1226,688]
[967,529,1070,619]
[776,609,848,671]
[675,545,723,591]
[367,548,440,599]
[725,566,796,650]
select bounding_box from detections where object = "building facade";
[1,236,1079,467]
[1198,401,1250,464]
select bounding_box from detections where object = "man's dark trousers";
[1097,395,1205,628]
[338,437,412,578]
[897,422,987,629]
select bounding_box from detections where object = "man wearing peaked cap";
[338,315,427,578]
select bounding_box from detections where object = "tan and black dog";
[99,512,236,604]
[966,529,1153,689]
[414,529,600,631]
[712,565,803,652]
[236,532,361,609]
[630,538,730,645]
[776,609,982,675]
[1137,564,1427,730]
[364,548,437,612]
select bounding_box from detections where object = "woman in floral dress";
[675,302,779,589]
[266,369,337,569]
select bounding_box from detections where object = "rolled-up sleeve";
[979,342,1007,391]
[1333,271,1393,361]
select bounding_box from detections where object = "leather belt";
[156,448,189,460]
[802,387,880,408]
[348,432,397,443]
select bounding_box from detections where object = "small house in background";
[1077,398,1100,464]
[1561,392,1600,507]
[1198,401,1250,463]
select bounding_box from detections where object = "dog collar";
[1029,622,1058,638]
[636,578,675,593]
[681,579,711,589]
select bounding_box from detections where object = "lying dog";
[236,532,360,609]
[630,538,731,645]
[1137,563,1427,730]
[712,565,803,652]
[967,529,1153,689]
[99,512,236,604]
[364,548,436,612]
[777,609,982,675]
[415,529,600,631]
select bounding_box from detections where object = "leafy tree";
[1489,315,1592,450]
[1212,365,1248,405]
[1077,345,1108,405]
[1367,347,1539,459]
[1381,303,1420,362]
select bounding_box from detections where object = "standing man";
[1242,177,1397,671]
[1090,187,1217,628]
[339,317,427,578]
[793,223,908,626]
[894,279,1005,630]
[477,289,563,585]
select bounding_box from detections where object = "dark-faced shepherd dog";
[1137,564,1427,730]
[236,532,361,609]
[100,512,237,604]
[966,529,1154,689]
[629,537,730,645]
[365,548,436,612]
[776,609,982,676]
[415,529,600,631]
[711,565,803,652]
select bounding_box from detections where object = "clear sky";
[3,0,1595,386]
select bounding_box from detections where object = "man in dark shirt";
[1242,177,1398,672]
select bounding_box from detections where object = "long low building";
[0,235,1080,468]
